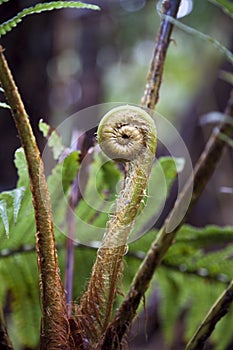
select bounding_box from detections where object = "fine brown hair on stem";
[141,0,182,110]
[101,87,233,349]
[0,46,74,349]
[75,105,157,347]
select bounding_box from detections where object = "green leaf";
[219,70,233,85]
[11,188,26,224]
[38,119,50,137]
[0,200,9,237]
[39,119,65,160]
[0,1,100,37]
[0,0,11,5]
[0,253,40,348]
[212,304,233,350]
[47,150,80,221]
[62,151,80,192]
[208,0,233,17]
[163,225,233,283]
[73,152,121,245]
[218,132,233,148]
[14,148,30,187]
[0,102,10,109]
[0,145,80,347]
[125,224,233,346]
[176,224,233,248]
[163,15,233,65]
[1,187,26,225]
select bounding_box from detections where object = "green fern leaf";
[11,187,26,224]
[0,200,9,237]
[0,0,11,5]
[0,101,10,109]
[176,224,233,248]
[0,1,100,37]
[48,150,80,232]
[1,187,26,226]
[212,304,233,350]
[125,224,233,346]
[208,0,233,17]
[0,253,40,348]
[163,225,233,283]
[39,119,66,160]
[183,273,225,344]
[14,148,30,188]
[0,147,80,346]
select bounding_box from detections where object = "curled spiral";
[97,105,157,161]
[78,105,157,345]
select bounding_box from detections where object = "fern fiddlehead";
[97,105,157,247]
[77,105,157,346]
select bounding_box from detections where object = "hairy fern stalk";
[76,105,157,347]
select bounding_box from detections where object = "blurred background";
[0,0,232,349]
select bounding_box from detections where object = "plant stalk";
[141,0,181,109]
[185,279,233,350]
[101,89,233,348]
[0,46,74,349]
[77,105,157,347]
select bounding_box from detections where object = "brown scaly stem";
[99,0,231,343]
[101,89,233,349]
[97,1,181,348]
[76,106,157,348]
[141,0,181,109]
[0,46,74,349]
[0,307,14,350]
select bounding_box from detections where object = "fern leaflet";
[0,1,100,37]
[0,0,11,5]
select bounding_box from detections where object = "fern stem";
[77,105,157,346]
[101,89,233,348]
[98,1,181,347]
[0,46,74,349]
[141,0,181,109]
[185,279,233,350]
[162,15,233,65]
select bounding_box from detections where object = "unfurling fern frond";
[0,1,100,37]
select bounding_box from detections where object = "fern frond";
[0,186,26,238]
[0,253,40,348]
[0,0,11,5]
[208,0,233,18]
[39,120,67,160]
[0,200,9,237]
[0,144,79,250]
[177,224,233,247]
[0,1,100,37]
